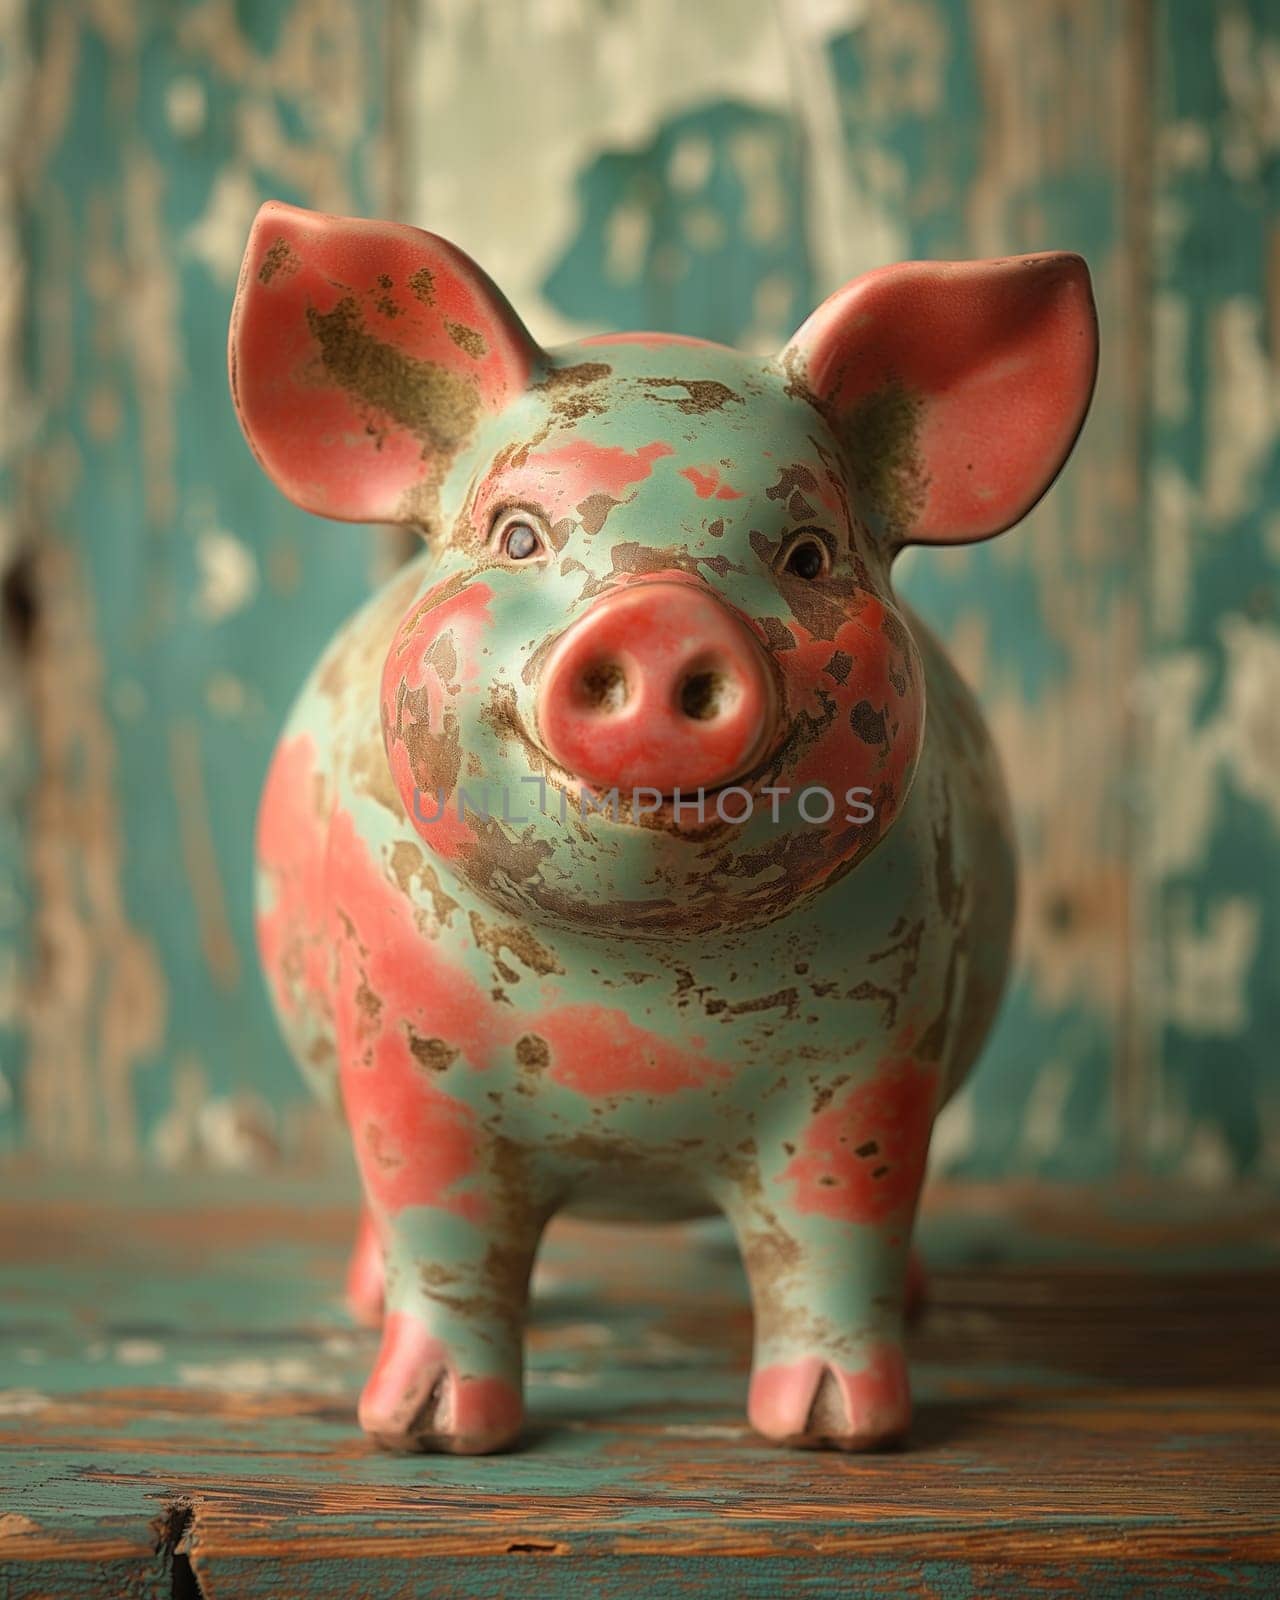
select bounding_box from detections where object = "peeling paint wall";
[4,0,399,1168]
[0,0,32,1156]
[0,0,1276,1183]
[1142,0,1280,1182]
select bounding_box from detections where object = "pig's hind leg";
[345,1206,385,1328]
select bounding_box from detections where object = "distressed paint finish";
[6,0,397,1165]
[406,0,812,350]
[0,0,1277,1193]
[0,1181,1278,1595]
[233,202,1095,1451]
[1144,2,1280,1182]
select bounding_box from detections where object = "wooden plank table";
[1,1175,1278,1597]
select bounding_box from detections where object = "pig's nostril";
[577,658,629,714]
[679,668,733,722]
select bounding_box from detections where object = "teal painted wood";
[0,0,1276,1184]
[13,0,396,1164]
[542,98,815,345]
[1,1179,1278,1595]
[1146,0,1280,1181]
[0,2,33,1160]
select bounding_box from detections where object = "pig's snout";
[535,581,778,795]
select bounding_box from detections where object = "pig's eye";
[492,513,548,564]
[780,534,830,581]
[505,523,541,560]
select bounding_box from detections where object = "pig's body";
[261,548,1014,1184]
[234,207,1095,1453]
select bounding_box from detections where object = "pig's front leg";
[353,1180,546,1455]
[341,1040,548,1453]
[727,1188,915,1450]
[719,1070,933,1450]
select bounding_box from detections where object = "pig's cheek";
[781,617,924,857]
[779,1056,939,1228]
[379,580,493,751]
[380,581,496,861]
[385,577,495,691]
[870,636,927,833]
[383,724,475,862]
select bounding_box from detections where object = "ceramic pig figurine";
[231,202,1097,1455]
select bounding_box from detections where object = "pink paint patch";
[346,1207,385,1328]
[346,1033,488,1222]
[782,1056,938,1224]
[680,465,717,498]
[256,733,331,1017]
[383,579,494,695]
[749,1345,909,1446]
[679,465,744,501]
[328,808,504,1073]
[536,1003,729,1096]
[472,439,675,526]
[540,437,674,498]
[325,806,517,1220]
[360,1311,523,1453]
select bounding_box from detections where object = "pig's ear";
[229,202,544,526]
[780,254,1097,546]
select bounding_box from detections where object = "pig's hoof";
[359,1313,523,1454]
[748,1346,910,1451]
[345,1214,385,1329]
[360,1371,523,1455]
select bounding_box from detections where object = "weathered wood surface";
[1,1179,1278,1597]
[1,0,403,1170]
[0,0,1277,1181]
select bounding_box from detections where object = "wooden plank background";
[0,0,1275,1183]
